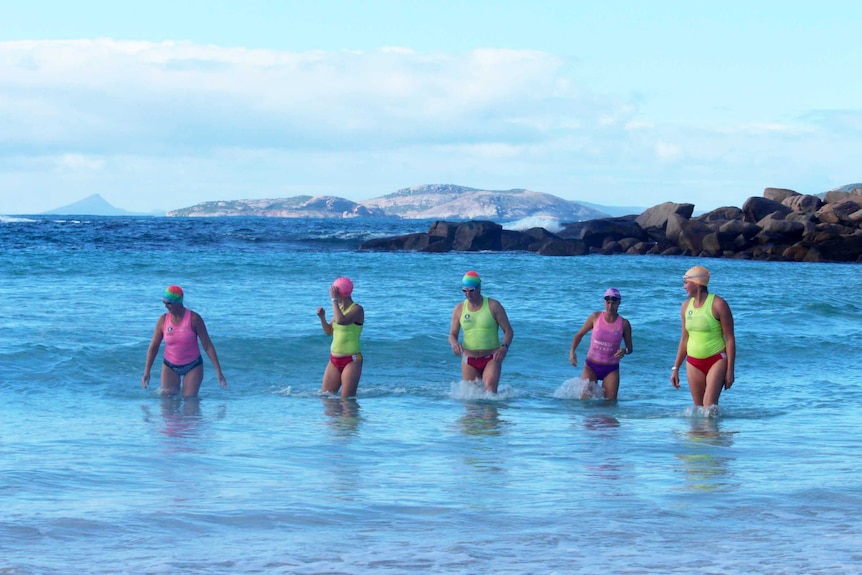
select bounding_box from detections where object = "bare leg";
[601,370,620,401]
[181,364,204,398]
[703,358,728,407]
[580,365,598,399]
[480,359,502,393]
[339,360,363,398]
[321,361,343,395]
[461,358,482,386]
[160,363,181,396]
[685,362,708,406]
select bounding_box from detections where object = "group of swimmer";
[141,265,736,411]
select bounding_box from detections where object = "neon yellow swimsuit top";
[685,293,725,359]
[460,297,501,351]
[331,303,363,355]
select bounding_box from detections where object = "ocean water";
[1,215,860,574]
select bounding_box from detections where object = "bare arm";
[192,312,227,388]
[489,299,513,362]
[317,306,334,336]
[334,302,364,326]
[569,313,597,366]
[448,302,463,356]
[615,317,633,360]
[670,302,689,389]
[714,295,736,389]
[142,315,166,389]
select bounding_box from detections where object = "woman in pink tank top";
[569,288,633,400]
[141,285,227,398]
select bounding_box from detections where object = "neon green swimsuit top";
[331,303,363,355]
[685,293,725,359]
[460,296,501,351]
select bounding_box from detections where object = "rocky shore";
[359,187,862,263]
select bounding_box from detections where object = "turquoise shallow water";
[1,216,861,574]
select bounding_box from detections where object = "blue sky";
[2,0,861,214]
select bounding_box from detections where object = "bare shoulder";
[189,310,207,327]
[712,294,733,315]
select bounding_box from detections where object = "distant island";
[44,194,164,217]
[165,184,613,221]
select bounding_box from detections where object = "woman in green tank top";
[670,266,736,410]
[448,271,514,393]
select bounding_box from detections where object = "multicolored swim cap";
[462,271,481,288]
[163,285,184,304]
[604,287,621,299]
[332,277,354,298]
[683,266,710,287]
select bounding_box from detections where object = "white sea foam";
[0,215,37,223]
[502,216,563,233]
[448,379,515,400]
[553,376,605,399]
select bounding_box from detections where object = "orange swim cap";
[683,266,710,287]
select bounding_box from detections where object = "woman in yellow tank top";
[670,266,736,410]
[448,271,514,393]
[316,276,364,398]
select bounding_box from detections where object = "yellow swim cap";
[683,266,710,286]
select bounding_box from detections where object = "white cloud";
[655,141,682,163]
[0,39,859,214]
[0,40,618,155]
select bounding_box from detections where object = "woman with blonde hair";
[670,266,736,409]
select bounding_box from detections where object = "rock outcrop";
[359,187,862,263]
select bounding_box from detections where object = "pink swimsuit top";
[162,308,200,364]
[586,312,623,365]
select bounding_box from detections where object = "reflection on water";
[322,397,362,437]
[458,402,506,437]
[583,412,620,432]
[140,397,226,443]
[458,403,508,475]
[674,416,738,493]
[580,412,626,487]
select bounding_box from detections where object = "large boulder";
[428,220,459,240]
[756,214,806,244]
[782,194,824,213]
[666,214,714,255]
[695,206,744,224]
[742,196,792,223]
[452,220,502,251]
[816,199,862,225]
[803,230,862,262]
[763,187,799,203]
[535,238,588,256]
[635,202,695,242]
[359,232,449,252]
[501,227,560,251]
[823,184,862,204]
[558,215,647,248]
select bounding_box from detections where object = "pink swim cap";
[332,277,354,297]
[604,287,621,299]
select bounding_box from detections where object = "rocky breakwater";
[359,186,862,263]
